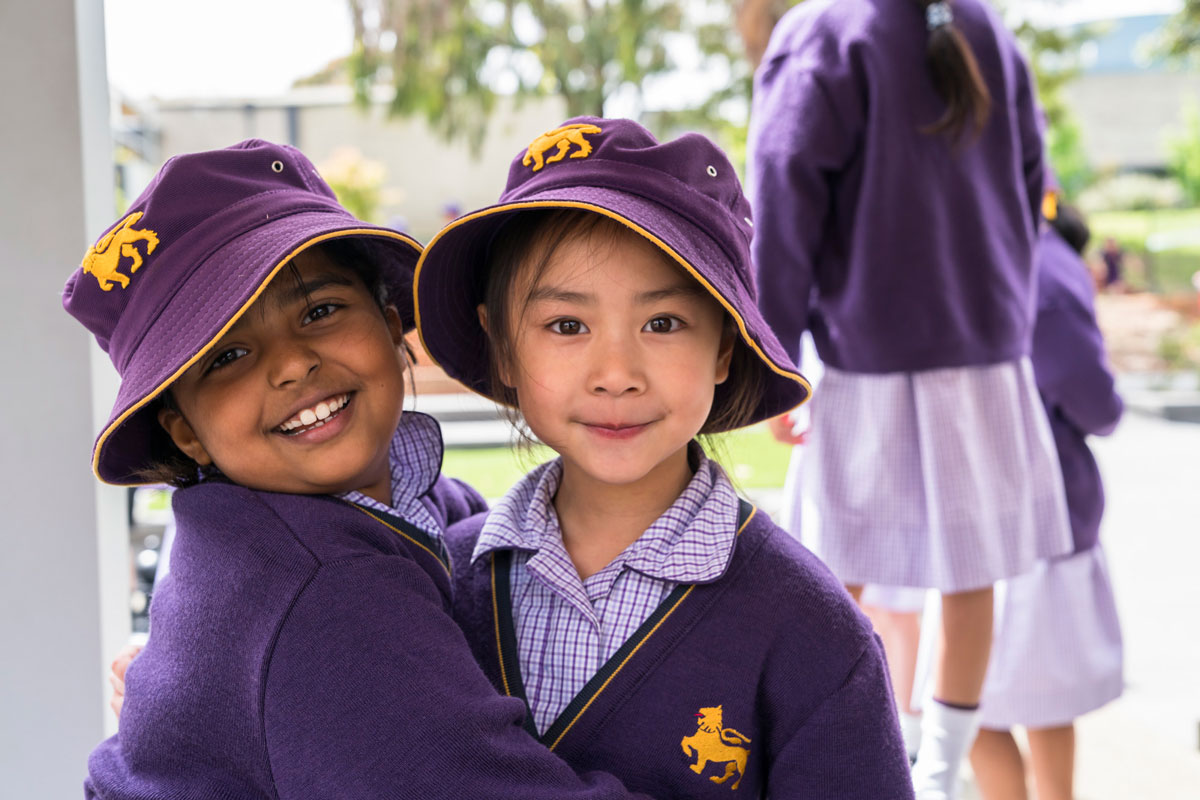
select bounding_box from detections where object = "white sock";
[911,700,981,800]
[899,710,923,762]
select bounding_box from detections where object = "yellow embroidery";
[1042,190,1059,222]
[81,212,160,291]
[522,123,603,172]
[681,705,752,791]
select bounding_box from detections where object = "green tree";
[1008,18,1097,199]
[1161,0,1200,63]
[348,0,742,153]
[1167,102,1200,204]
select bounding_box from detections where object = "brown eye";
[645,316,680,333]
[550,319,586,335]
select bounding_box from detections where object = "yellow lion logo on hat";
[523,123,602,172]
[680,705,752,791]
[81,212,160,291]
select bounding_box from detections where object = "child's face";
[158,248,407,503]
[496,227,733,492]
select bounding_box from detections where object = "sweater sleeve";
[263,555,650,799]
[1032,297,1123,437]
[747,54,862,365]
[765,636,914,799]
[1014,52,1045,232]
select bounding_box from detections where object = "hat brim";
[94,213,421,485]
[414,190,810,430]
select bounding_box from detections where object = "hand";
[109,643,143,720]
[767,412,808,445]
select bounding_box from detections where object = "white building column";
[0,0,130,794]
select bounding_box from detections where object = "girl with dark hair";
[748,2,1067,798]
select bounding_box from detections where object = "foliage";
[1078,172,1187,214]
[346,0,749,153]
[1166,102,1200,205]
[317,147,387,222]
[1008,18,1097,199]
[1159,0,1200,64]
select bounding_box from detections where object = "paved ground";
[750,412,1200,799]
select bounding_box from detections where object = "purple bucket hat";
[63,139,422,485]
[414,116,811,430]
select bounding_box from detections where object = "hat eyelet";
[270,160,284,173]
[706,165,718,178]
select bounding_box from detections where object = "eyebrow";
[271,271,357,308]
[528,283,706,305]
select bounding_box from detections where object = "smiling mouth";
[582,421,653,439]
[276,393,351,435]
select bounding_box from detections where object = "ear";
[157,406,213,467]
[714,324,736,386]
[477,303,514,387]
[383,304,405,347]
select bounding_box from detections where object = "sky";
[103,0,1186,101]
[104,0,352,100]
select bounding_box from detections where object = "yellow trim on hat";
[93,228,422,486]
[413,201,812,408]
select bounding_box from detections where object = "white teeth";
[279,394,349,433]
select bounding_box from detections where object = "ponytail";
[917,0,991,140]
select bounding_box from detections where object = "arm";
[747,52,862,364]
[263,555,650,800]
[766,637,914,799]
[1014,52,1045,232]
[1032,299,1123,437]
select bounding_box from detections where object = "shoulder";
[445,510,488,572]
[177,482,425,567]
[1036,229,1096,315]
[732,509,875,663]
[423,474,489,529]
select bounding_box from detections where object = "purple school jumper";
[84,479,655,798]
[1029,227,1123,553]
[748,0,1044,373]
[446,503,916,799]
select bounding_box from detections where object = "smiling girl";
[415,117,915,798]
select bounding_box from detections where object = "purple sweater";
[748,0,1044,373]
[446,501,915,799]
[1032,227,1123,553]
[84,478,655,800]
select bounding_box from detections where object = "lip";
[580,420,653,441]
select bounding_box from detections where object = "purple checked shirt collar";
[340,411,444,537]
[472,443,740,586]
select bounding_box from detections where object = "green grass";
[440,424,795,499]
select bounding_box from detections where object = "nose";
[587,332,645,397]
[266,335,320,388]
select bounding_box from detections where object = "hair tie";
[926,1,953,30]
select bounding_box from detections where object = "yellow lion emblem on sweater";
[680,705,752,791]
[81,212,159,291]
[522,123,602,172]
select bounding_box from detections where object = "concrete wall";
[1066,71,1200,171]
[0,0,130,795]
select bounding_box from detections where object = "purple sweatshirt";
[748,0,1044,373]
[84,478,656,800]
[446,500,916,799]
[1032,227,1123,553]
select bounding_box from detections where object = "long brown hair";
[917,0,991,139]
